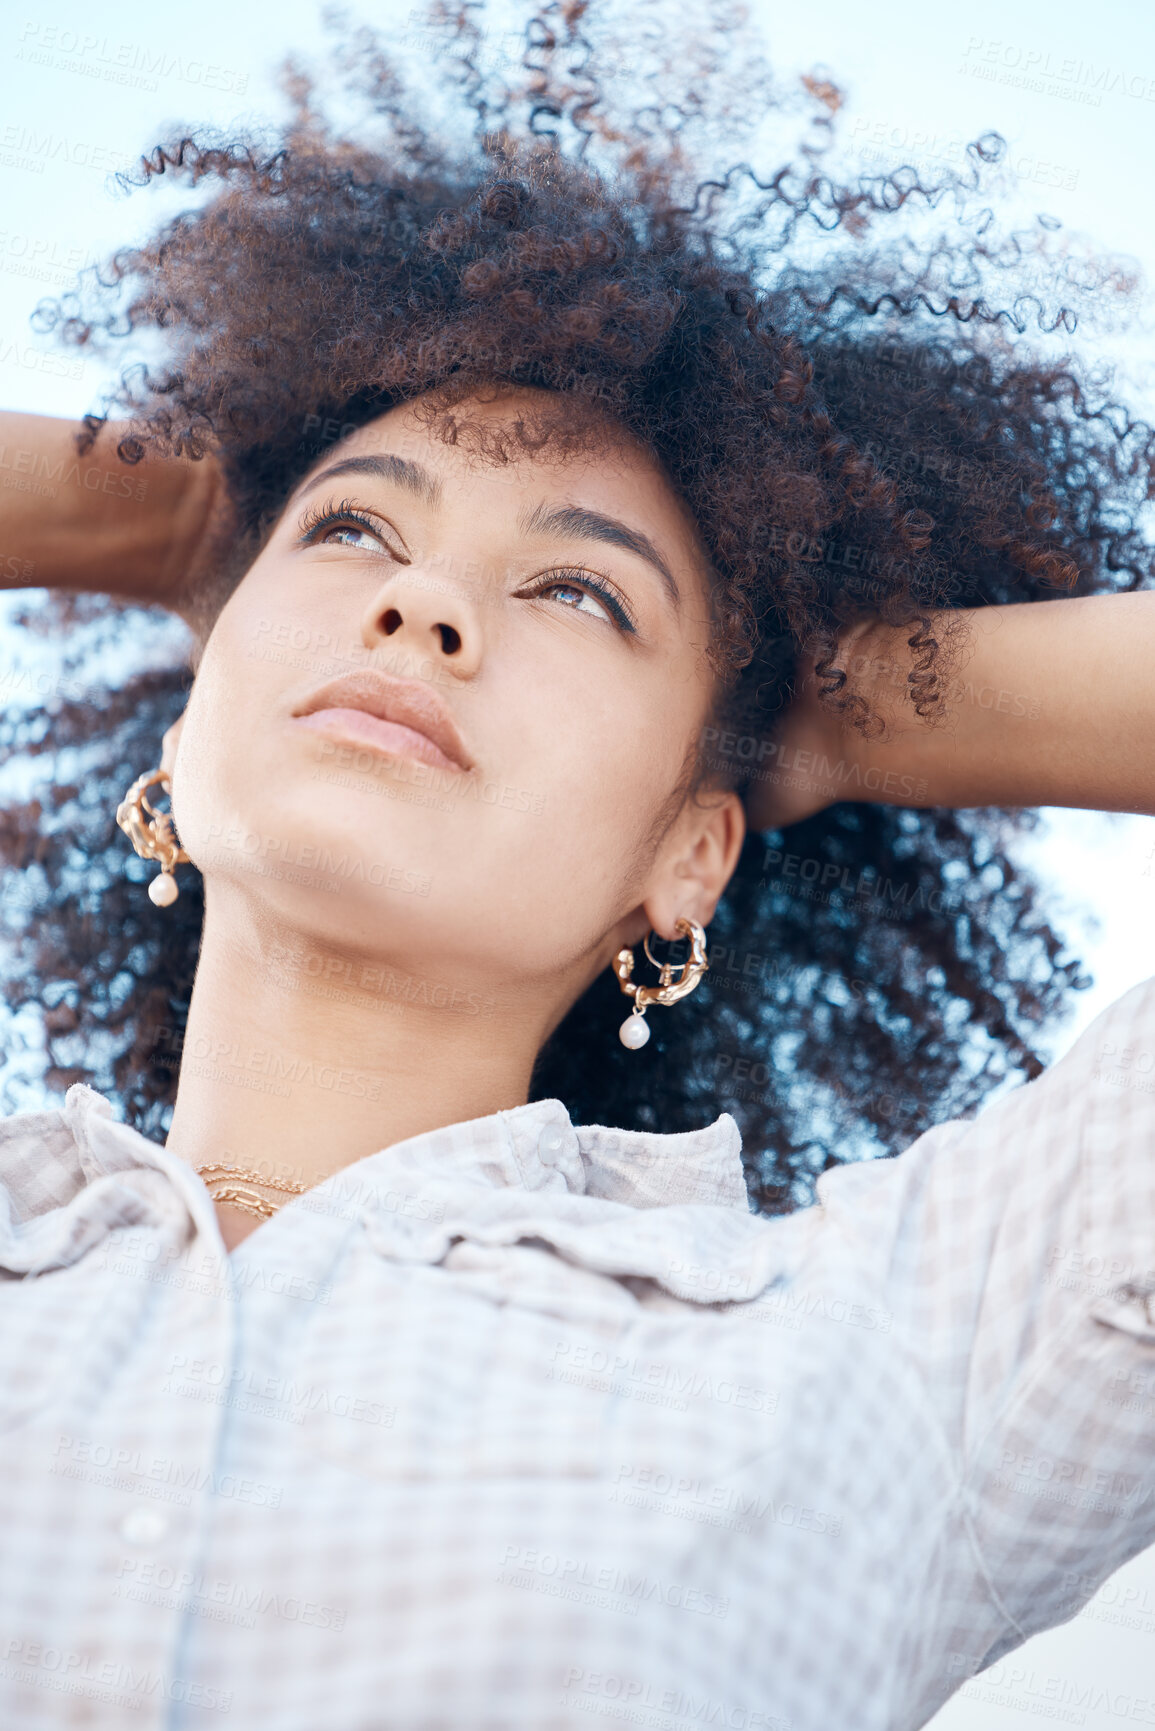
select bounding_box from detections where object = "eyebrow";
[516,501,681,611]
[293,453,443,508]
[292,457,681,608]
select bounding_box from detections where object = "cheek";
[514,684,698,875]
[166,672,240,864]
[167,608,279,856]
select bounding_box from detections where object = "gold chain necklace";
[195,1162,309,1222]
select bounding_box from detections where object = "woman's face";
[172,386,743,1020]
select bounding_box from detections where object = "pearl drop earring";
[612,917,709,1050]
[115,769,190,907]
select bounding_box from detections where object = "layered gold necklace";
[195,1162,309,1222]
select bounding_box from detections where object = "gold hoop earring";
[115,769,190,907]
[613,916,709,1050]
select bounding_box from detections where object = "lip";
[292,672,473,773]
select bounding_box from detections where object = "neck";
[164,894,554,1196]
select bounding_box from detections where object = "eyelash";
[296,497,391,549]
[295,500,638,634]
[521,567,637,633]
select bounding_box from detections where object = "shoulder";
[813,973,1155,1256]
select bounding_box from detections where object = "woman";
[1,7,1153,1728]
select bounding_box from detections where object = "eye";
[324,522,382,551]
[521,567,637,633]
[295,498,403,557]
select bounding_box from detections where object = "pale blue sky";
[2,3,1154,1719]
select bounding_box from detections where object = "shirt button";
[538,1128,567,1167]
[119,1508,169,1546]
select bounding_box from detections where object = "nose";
[360,565,482,678]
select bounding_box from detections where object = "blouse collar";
[61,1084,752,1217]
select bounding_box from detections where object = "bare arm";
[0,412,222,622]
[747,593,1155,828]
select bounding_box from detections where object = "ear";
[642,789,746,942]
[159,710,186,780]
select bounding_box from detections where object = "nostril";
[382,608,403,636]
[437,623,462,656]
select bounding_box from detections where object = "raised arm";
[748,593,1155,829]
[0,412,221,621]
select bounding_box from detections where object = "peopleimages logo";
[162,1353,395,1430]
[15,24,249,93]
[958,37,1155,104]
[701,727,929,801]
[947,1651,1155,1726]
[759,848,956,916]
[0,123,135,175]
[204,823,432,896]
[559,1667,789,1729]
[0,1641,232,1714]
[546,1341,777,1414]
[180,1034,385,1101]
[0,443,148,497]
[610,1464,844,1539]
[498,1545,729,1620]
[113,1557,347,1630]
[51,1435,283,1508]
[270,947,496,1018]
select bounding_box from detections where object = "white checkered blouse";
[2,978,1154,1731]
